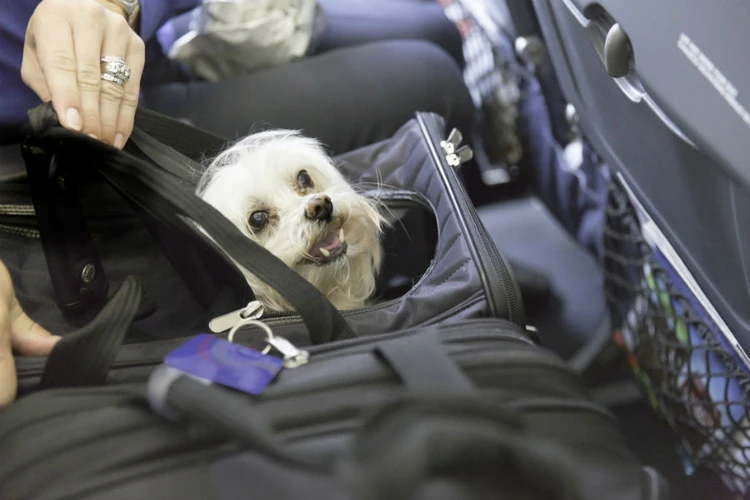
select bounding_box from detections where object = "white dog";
[197,130,384,311]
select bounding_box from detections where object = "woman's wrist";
[93,0,129,20]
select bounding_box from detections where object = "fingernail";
[66,108,82,131]
[88,133,98,140]
[114,133,124,149]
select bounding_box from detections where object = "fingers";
[0,298,15,408]
[9,303,59,357]
[20,44,51,103]
[71,2,107,139]
[28,5,83,132]
[0,303,57,408]
[116,36,146,149]
[0,261,59,408]
[23,0,145,148]
[0,311,16,408]
[99,15,133,147]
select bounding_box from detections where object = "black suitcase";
[521,0,750,495]
[0,317,666,500]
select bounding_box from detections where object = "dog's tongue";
[317,230,341,252]
[310,228,346,260]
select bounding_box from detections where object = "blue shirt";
[0,0,200,129]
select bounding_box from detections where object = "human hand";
[21,0,146,149]
[0,261,60,408]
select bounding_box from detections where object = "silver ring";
[100,56,131,87]
[101,55,126,64]
[104,62,131,80]
[101,72,126,87]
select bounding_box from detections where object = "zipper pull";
[446,145,474,168]
[441,128,473,168]
[265,335,310,368]
[440,128,463,155]
[209,300,264,334]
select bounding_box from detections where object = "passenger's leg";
[141,40,474,154]
[313,0,465,68]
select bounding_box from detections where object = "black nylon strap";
[376,330,474,392]
[22,142,110,318]
[128,127,197,182]
[40,276,142,388]
[134,108,226,161]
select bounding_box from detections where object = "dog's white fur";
[197,130,384,311]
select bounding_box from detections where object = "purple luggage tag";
[165,317,310,395]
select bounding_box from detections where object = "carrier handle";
[25,103,355,345]
[40,276,142,388]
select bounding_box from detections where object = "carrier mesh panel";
[604,177,750,496]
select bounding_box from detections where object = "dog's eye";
[248,210,269,231]
[297,170,314,190]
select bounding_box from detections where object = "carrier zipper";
[0,204,35,216]
[0,204,40,238]
[208,287,485,337]
[0,224,40,239]
[415,113,524,326]
[15,316,528,380]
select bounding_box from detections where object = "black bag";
[9,104,523,394]
[0,317,667,500]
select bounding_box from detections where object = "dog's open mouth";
[307,227,348,265]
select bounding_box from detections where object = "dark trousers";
[140,0,475,155]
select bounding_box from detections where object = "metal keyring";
[227,318,273,355]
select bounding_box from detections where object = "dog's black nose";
[305,194,333,221]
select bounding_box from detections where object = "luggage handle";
[40,276,142,388]
[341,396,585,500]
[24,103,355,345]
[146,330,584,499]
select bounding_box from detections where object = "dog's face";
[198,130,384,311]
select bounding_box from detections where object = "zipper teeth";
[306,329,533,359]
[0,204,35,215]
[262,289,485,330]
[446,132,524,324]
[16,316,526,377]
[261,349,578,403]
[415,113,524,326]
[0,224,40,239]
